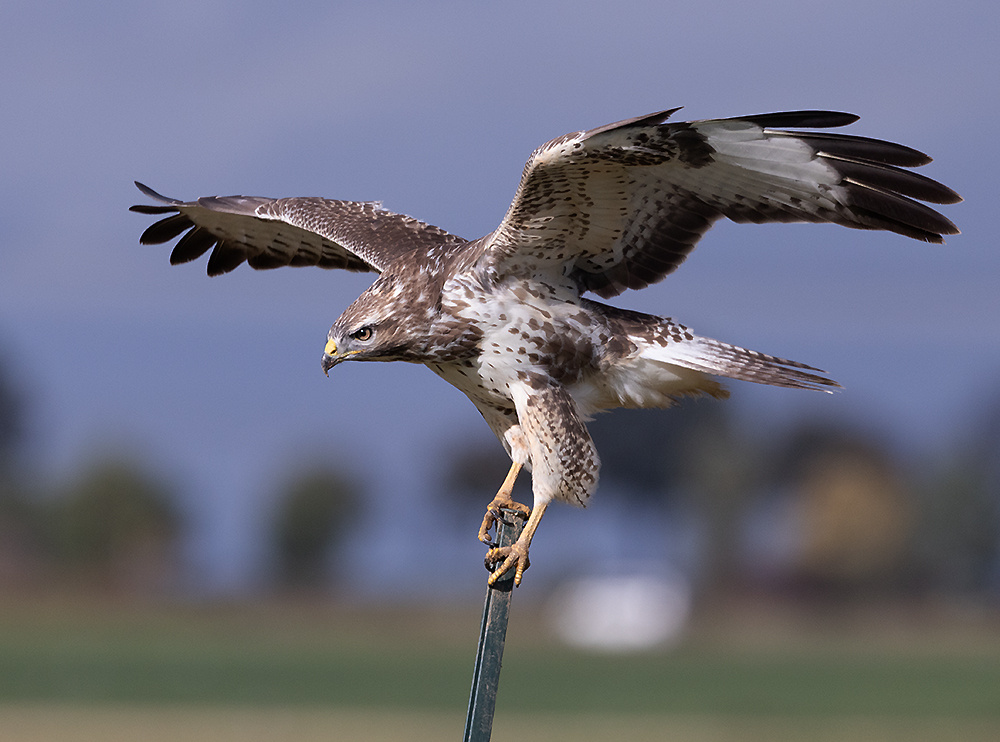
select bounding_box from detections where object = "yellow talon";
[486,542,530,586]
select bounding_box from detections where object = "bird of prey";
[132,108,960,586]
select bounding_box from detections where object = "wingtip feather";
[732,111,860,129]
[133,181,181,204]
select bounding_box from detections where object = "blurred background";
[0,0,997,739]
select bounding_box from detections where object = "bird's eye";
[351,327,373,342]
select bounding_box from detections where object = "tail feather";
[657,335,840,392]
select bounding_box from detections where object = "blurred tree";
[0,350,45,587]
[670,400,762,595]
[912,391,1000,595]
[0,351,26,478]
[771,424,914,597]
[271,467,359,590]
[51,459,181,592]
[915,458,998,593]
[0,482,48,588]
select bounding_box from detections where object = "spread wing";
[130,181,467,276]
[483,109,962,298]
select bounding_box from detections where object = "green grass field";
[0,595,997,740]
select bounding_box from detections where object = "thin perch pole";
[463,508,526,742]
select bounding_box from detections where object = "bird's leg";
[485,500,548,587]
[478,460,529,544]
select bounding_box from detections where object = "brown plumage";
[132,108,960,585]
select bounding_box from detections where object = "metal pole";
[463,508,525,742]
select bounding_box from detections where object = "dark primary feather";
[821,154,960,204]
[729,111,861,128]
[766,130,934,167]
[138,212,194,246]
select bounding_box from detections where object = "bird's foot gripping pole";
[484,501,547,587]
[478,461,529,545]
[464,507,526,742]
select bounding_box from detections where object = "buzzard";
[132,108,960,586]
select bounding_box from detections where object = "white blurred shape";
[548,572,691,652]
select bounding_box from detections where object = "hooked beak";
[321,338,342,376]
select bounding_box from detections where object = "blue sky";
[0,0,994,592]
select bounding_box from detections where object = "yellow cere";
[324,339,338,356]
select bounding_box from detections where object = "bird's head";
[321,274,415,374]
